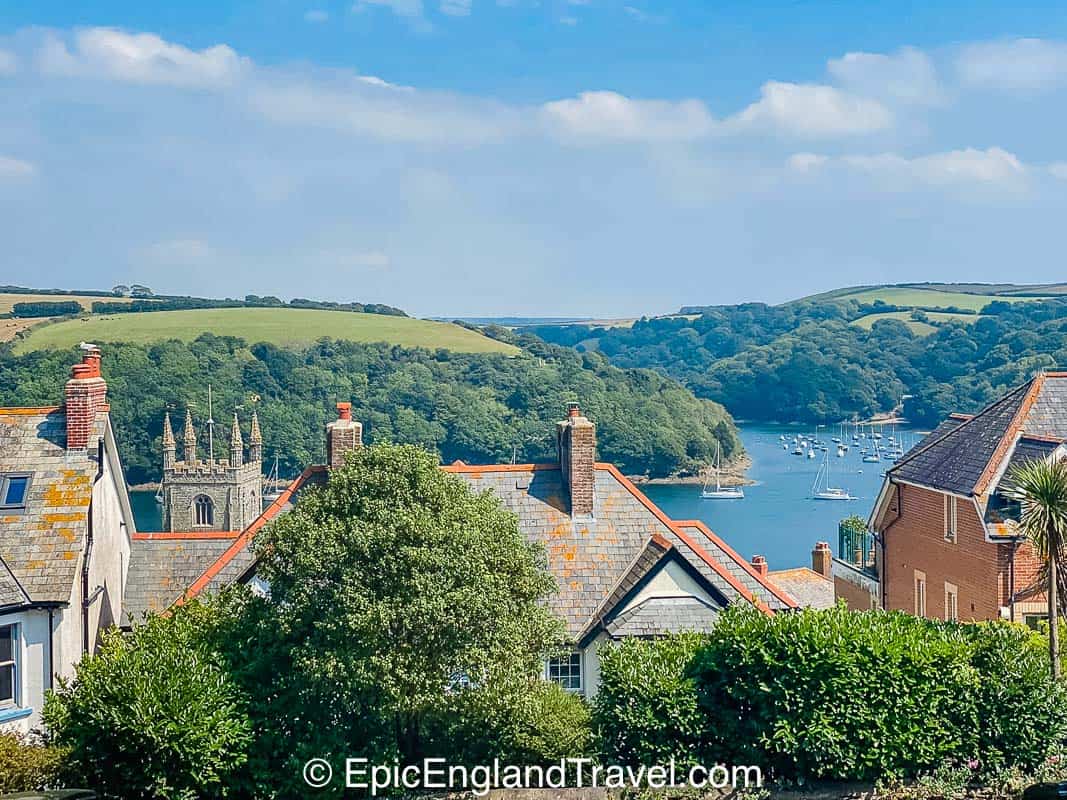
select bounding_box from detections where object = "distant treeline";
[528,297,1067,426]
[0,335,739,483]
[90,295,407,317]
[12,301,84,318]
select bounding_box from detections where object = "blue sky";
[1,2,1067,316]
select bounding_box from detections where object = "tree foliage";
[214,443,569,796]
[0,335,740,482]
[43,603,252,800]
[530,297,1067,425]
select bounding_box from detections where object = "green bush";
[594,607,1067,783]
[44,602,252,800]
[0,732,69,792]
[687,606,1067,781]
[432,679,592,765]
[594,633,707,765]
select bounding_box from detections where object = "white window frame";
[0,623,20,709]
[545,651,583,693]
[914,570,927,618]
[193,494,215,527]
[944,582,959,622]
[0,473,32,511]
[944,494,958,543]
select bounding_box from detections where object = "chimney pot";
[326,402,362,468]
[568,402,581,418]
[65,348,107,451]
[813,541,833,579]
[751,555,769,577]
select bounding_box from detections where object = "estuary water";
[644,423,919,571]
[129,422,918,572]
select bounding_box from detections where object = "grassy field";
[832,286,1047,312]
[850,310,985,335]
[13,308,520,355]
[0,292,134,314]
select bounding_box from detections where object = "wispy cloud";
[730,81,893,137]
[542,91,714,142]
[828,47,944,106]
[352,0,432,32]
[304,9,330,23]
[956,38,1067,91]
[790,147,1026,187]
[0,156,35,179]
[37,28,247,88]
[440,0,472,15]
[0,48,17,75]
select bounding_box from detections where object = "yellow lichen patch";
[42,513,83,523]
[42,484,90,508]
[56,528,77,543]
[61,551,76,560]
[1,516,19,524]
[550,522,570,539]
[25,560,46,570]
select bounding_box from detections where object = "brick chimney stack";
[326,402,362,468]
[557,402,596,517]
[64,346,107,451]
[751,555,769,577]
[812,541,833,578]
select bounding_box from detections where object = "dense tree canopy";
[0,334,740,482]
[531,298,1067,426]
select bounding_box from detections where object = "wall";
[0,608,62,734]
[883,483,1001,621]
[832,559,878,610]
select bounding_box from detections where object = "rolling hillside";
[13,307,518,355]
[0,292,134,315]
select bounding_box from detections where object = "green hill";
[13,307,518,355]
[792,282,1058,311]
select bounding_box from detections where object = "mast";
[207,385,215,463]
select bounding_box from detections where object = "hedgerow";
[594,605,1067,782]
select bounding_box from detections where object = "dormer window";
[0,474,30,510]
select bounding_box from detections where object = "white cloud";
[730,81,893,137]
[440,0,472,14]
[786,153,829,173]
[37,28,247,88]
[541,91,715,142]
[0,156,35,179]
[623,6,665,23]
[956,38,1067,90]
[0,49,17,75]
[1050,163,1067,180]
[828,47,943,105]
[795,147,1026,187]
[304,9,330,23]
[559,16,578,26]
[249,77,518,143]
[353,0,432,32]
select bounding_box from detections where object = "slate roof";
[171,462,796,638]
[0,557,29,611]
[444,464,794,638]
[125,534,239,620]
[767,567,835,610]
[605,596,720,638]
[0,407,107,604]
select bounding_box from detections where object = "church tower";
[161,401,264,532]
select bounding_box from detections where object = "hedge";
[12,300,82,317]
[594,605,1067,782]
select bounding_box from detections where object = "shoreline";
[630,452,754,487]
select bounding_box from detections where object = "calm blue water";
[644,423,922,571]
[130,423,921,571]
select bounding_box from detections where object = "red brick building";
[870,373,1067,624]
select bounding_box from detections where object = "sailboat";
[154,475,164,505]
[263,453,283,503]
[701,443,744,499]
[863,440,881,463]
[812,450,854,501]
